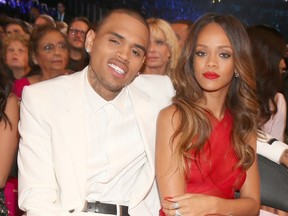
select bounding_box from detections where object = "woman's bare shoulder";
[158,104,181,126]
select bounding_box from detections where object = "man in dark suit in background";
[55,1,71,24]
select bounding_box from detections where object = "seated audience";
[156,13,260,216]
[247,25,287,142]
[142,17,180,76]
[14,26,69,98]
[34,14,56,30]
[247,24,288,216]
[66,17,90,72]
[2,34,31,80]
[280,47,288,140]
[55,1,71,24]
[56,21,68,35]
[4,18,31,38]
[170,19,193,50]
[28,6,41,24]
[0,15,10,39]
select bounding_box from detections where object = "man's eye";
[132,50,140,57]
[110,39,120,45]
[7,48,14,52]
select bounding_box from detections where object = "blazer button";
[69,209,75,213]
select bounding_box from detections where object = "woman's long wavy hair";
[0,62,13,129]
[170,13,259,173]
[247,25,286,126]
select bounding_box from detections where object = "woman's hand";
[161,193,216,216]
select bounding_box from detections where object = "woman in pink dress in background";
[156,13,260,216]
[14,26,70,98]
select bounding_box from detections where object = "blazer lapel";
[57,71,88,209]
[127,85,158,208]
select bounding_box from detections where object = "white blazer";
[18,67,175,216]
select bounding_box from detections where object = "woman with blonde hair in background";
[14,26,70,98]
[142,18,180,76]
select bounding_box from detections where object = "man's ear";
[142,56,146,64]
[85,29,95,53]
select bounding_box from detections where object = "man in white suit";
[18,9,175,216]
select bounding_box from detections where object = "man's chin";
[71,46,85,52]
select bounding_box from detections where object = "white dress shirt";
[84,75,146,206]
[58,12,65,22]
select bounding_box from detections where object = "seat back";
[258,154,288,211]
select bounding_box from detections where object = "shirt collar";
[84,71,128,114]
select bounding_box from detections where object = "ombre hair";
[147,18,180,76]
[0,62,13,129]
[171,13,259,172]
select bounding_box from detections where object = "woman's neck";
[41,70,63,81]
[204,91,227,121]
[143,65,167,75]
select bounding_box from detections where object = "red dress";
[13,77,30,98]
[159,110,246,215]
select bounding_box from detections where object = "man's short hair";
[96,8,148,33]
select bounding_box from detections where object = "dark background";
[3,0,288,41]
[49,0,288,41]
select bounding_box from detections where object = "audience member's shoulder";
[133,74,172,86]
[159,104,179,121]
[276,92,285,101]
[132,74,175,98]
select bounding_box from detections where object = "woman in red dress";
[156,13,260,216]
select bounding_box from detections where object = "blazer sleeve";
[18,86,64,216]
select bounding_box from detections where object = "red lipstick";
[203,71,219,79]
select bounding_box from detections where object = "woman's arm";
[157,108,260,216]
[0,94,19,188]
[209,135,260,216]
[156,105,186,200]
[263,93,287,141]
